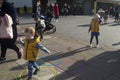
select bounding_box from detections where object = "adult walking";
[32,0,41,18]
[63,3,69,17]
[103,9,109,24]
[46,3,53,22]
[54,2,59,22]
[115,6,119,22]
[0,0,22,62]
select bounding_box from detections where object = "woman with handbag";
[0,0,22,63]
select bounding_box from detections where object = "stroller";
[40,15,56,33]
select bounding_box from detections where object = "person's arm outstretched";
[36,43,51,54]
[88,21,92,33]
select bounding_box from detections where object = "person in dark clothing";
[115,6,119,22]
[49,3,53,13]
[63,3,69,17]
[109,7,115,17]
[32,3,37,18]
[46,5,53,22]
[24,5,27,13]
[32,0,41,18]
[0,0,22,62]
[34,17,45,40]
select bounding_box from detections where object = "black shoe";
[27,77,33,80]
[33,69,40,75]
[18,48,23,59]
[0,57,6,63]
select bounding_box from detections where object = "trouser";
[90,35,99,45]
[28,61,39,77]
[115,13,119,21]
[54,15,59,20]
[0,43,19,58]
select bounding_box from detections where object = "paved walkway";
[0,15,120,80]
[0,33,120,80]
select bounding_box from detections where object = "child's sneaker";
[0,57,6,63]
[18,48,23,59]
[90,44,93,48]
[96,45,99,48]
[33,68,40,75]
[56,19,58,22]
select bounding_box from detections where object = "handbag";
[0,14,13,39]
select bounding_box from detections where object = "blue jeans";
[28,61,39,77]
[90,32,100,45]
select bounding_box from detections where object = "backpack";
[0,14,13,39]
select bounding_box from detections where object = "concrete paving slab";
[89,51,120,74]
[42,40,68,53]
[91,61,120,75]
[113,72,120,79]
[69,51,94,61]
[0,73,17,80]
[105,76,120,80]
[1,15,120,80]
[49,57,77,71]
[33,66,57,80]
[52,72,80,80]
[15,58,63,80]
[0,60,21,71]
[0,61,22,80]
[43,35,54,40]
[68,65,110,80]
[15,59,27,68]
[42,36,84,53]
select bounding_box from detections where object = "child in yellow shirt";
[19,27,50,80]
[88,14,101,48]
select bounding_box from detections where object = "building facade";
[7,0,32,7]
[6,0,120,15]
[57,0,94,15]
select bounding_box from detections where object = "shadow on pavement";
[108,23,120,26]
[112,42,120,46]
[10,46,91,71]
[76,24,90,27]
[40,46,91,62]
[50,50,120,80]
[9,46,120,80]
[10,65,23,71]
[0,59,17,64]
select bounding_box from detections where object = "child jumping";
[19,27,50,80]
[88,14,101,48]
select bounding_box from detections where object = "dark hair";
[55,2,58,5]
